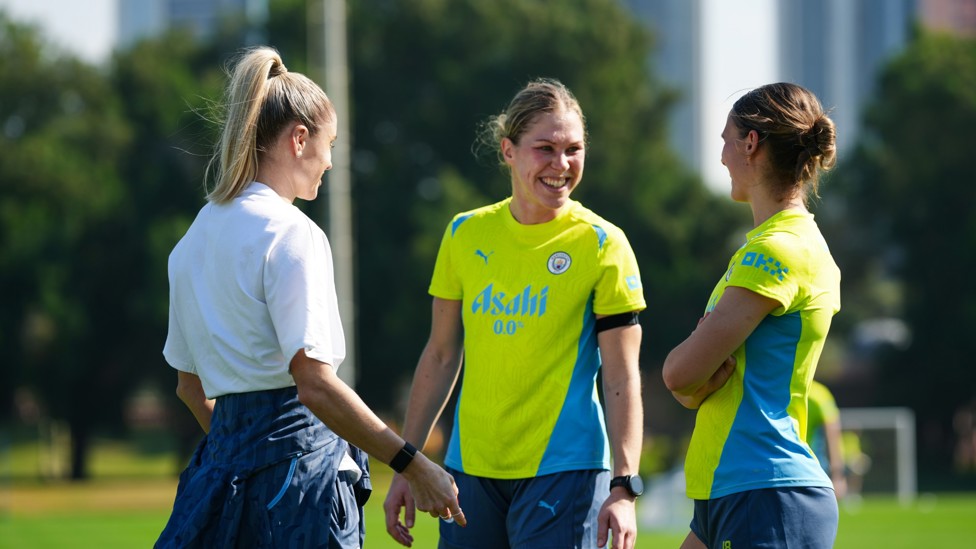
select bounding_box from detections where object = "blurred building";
[625,0,786,190]
[118,0,268,48]
[778,0,915,154]
[622,0,974,188]
[623,0,704,182]
[919,0,976,36]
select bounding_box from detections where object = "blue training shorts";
[690,486,838,549]
[439,468,610,549]
[155,387,369,549]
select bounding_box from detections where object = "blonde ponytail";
[205,47,334,203]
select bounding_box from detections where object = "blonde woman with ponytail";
[157,47,464,548]
[663,83,841,548]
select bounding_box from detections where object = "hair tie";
[268,61,288,78]
[796,132,818,158]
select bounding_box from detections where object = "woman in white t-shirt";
[156,46,464,548]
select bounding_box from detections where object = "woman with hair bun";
[663,82,841,548]
[156,47,463,548]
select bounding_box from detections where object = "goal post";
[838,407,917,505]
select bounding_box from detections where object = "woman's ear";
[500,137,515,164]
[745,129,760,154]
[292,123,310,158]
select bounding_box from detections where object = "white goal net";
[839,407,917,504]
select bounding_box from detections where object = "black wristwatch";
[609,474,644,497]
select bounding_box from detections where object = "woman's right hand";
[383,453,465,547]
[383,472,417,547]
[671,355,737,409]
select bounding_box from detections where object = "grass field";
[4,473,976,548]
[3,435,976,547]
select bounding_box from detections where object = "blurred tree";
[345,0,744,432]
[0,11,226,477]
[0,0,753,478]
[109,33,225,464]
[267,0,309,72]
[0,12,131,478]
[822,30,976,472]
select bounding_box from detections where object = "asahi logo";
[471,283,548,317]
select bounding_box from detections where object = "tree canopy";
[1,12,133,476]
[821,30,976,473]
[11,2,974,484]
[0,11,224,477]
[3,1,742,477]
[344,0,743,417]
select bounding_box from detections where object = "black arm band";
[595,311,640,333]
[390,441,418,473]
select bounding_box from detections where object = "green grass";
[834,494,976,548]
[0,472,685,548]
[5,480,976,548]
[0,511,168,549]
[3,434,976,547]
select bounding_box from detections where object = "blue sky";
[0,0,116,63]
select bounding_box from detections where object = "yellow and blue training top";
[430,198,645,479]
[685,209,840,500]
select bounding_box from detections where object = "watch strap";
[609,474,642,497]
[390,441,417,473]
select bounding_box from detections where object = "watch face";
[612,475,644,497]
[629,475,644,496]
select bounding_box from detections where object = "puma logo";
[475,249,494,264]
[537,499,560,516]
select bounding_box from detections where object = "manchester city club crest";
[547,251,572,274]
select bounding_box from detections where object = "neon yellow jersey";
[430,198,645,478]
[806,380,840,471]
[685,209,840,499]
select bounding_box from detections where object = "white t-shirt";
[163,182,345,398]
